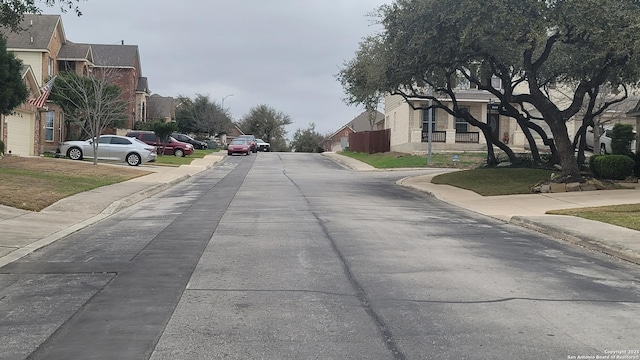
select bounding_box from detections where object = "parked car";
[256,138,271,152]
[58,135,157,166]
[237,134,257,153]
[586,125,637,154]
[171,133,208,149]
[227,138,251,156]
[126,130,194,157]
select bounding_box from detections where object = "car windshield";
[231,139,246,145]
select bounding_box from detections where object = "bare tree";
[50,70,128,164]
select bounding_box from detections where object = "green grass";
[339,151,486,168]
[431,168,555,195]
[0,167,124,192]
[154,149,219,166]
[548,204,640,231]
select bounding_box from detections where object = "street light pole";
[221,94,234,111]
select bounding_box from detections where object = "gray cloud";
[52,0,388,137]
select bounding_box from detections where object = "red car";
[126,130,194,157]
[237,134,257,153]
[227,138,251,156]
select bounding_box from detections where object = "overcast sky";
[50,0,389,137]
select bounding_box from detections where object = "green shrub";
[611,123,635,155]
[593,154,635,180]
[588,154,602,176]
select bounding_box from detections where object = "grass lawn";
[547,204,640,231]
[340,151,487,168]
[431,168,555,195]
[0,156,150,211]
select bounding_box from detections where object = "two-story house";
[384,89,514,153]
[87,43,150,131]
[2,14,152,155]
[3,14,67,155]
[0,65,41,156]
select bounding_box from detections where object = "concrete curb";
[511,216,640,266]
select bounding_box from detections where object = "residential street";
[1,153,639,360]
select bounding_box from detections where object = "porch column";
[445,110,455,144]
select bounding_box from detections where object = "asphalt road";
[1,153,639,360]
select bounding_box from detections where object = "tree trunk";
[546,117,582,180]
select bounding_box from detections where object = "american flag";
[28,76,57,108]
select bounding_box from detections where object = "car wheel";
[600,143,607,154]
[228,151,232,156]
[67,147,83,160]
[174,148,185,157]
[126,153,141,166]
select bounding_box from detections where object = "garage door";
[6,112,35,156]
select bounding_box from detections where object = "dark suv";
[126,130,194,157]
[237,134,257,153]
[171,133,208,149]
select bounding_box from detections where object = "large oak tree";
[339,0,640,180]
[236,104,292,152]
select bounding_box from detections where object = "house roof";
[57,41,93,62]
[89,43,140,69]
[326,124,355,140]
[348,110,385,132]
[2,14,65,51]
[147,94,174,118]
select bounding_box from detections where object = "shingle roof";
[90,43,140,68]
[147,94,174,118]
[57,40,92,61]
[348,110,385,132]
[2,14,64,50]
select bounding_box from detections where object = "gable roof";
[147,94,174,119]
[20,65,39,98]
[2,14,65,51]
[89,43,140,70]
[348,110,385,132]
[326,124,355,140]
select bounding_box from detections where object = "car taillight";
[146,147,156,154]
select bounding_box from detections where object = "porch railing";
[421,130,446,142]
[455,132,480,143]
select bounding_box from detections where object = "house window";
[48,57,54,77]
[422,108,436,132]
[491,75,502,90]
[455,107,469,133]
[45,111,55,141]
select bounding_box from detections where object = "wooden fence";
[348,129,391,154]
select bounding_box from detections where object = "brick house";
[88,43,149,131]
[1,14,151,154]
[0,65,41,156]
[2,14,67,155]
[322,110,384,152]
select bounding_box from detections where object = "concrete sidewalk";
[322,152,640,266]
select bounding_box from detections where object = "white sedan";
[58,135,157,166]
